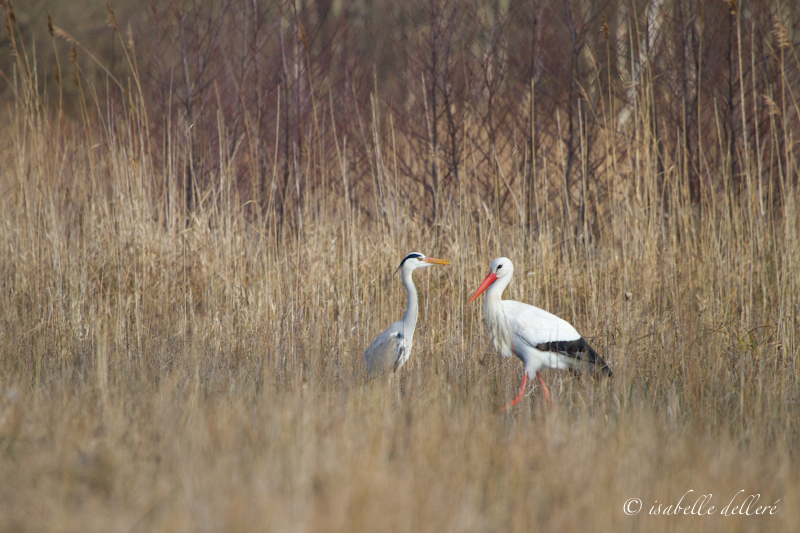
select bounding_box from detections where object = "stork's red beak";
[468,273,498,303]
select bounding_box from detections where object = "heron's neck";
[401,267,419,335]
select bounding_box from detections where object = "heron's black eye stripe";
[397,253,423,269]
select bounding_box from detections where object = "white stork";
[469,257,611,409]
[362,252,450,377]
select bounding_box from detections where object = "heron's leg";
[501,373,528,412]
[388,370,402,405]
[536,371,552,409]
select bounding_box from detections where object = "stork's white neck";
[481,272,514,359]
[482,272,512,310]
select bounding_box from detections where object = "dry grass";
[1,12,800,533]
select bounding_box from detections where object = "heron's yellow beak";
[422,257,451,265]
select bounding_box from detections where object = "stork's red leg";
[537,371,552,409]
[501,373,528,412]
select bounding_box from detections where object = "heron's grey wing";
[363,324,404,377]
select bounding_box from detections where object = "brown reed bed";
[1,1,799,531]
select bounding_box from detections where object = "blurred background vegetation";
[0,0,132,115]
[3,0,800,233]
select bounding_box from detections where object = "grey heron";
[362,252,450,377]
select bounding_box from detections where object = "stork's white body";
[483,299,582,376]
[470,258,611,409]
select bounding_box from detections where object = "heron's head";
[395,252,450,275]
[468,257,514,303]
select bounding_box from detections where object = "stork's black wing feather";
[535,338,612,376]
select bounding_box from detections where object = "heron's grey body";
[363,259,420,377]
[362,252,448,378]
[363,320,414,377]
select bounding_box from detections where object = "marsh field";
[1,0,799,531]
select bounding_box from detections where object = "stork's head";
[395,252,450,275]
[468,257,514,303]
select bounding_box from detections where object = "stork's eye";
[497,265,502,269]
